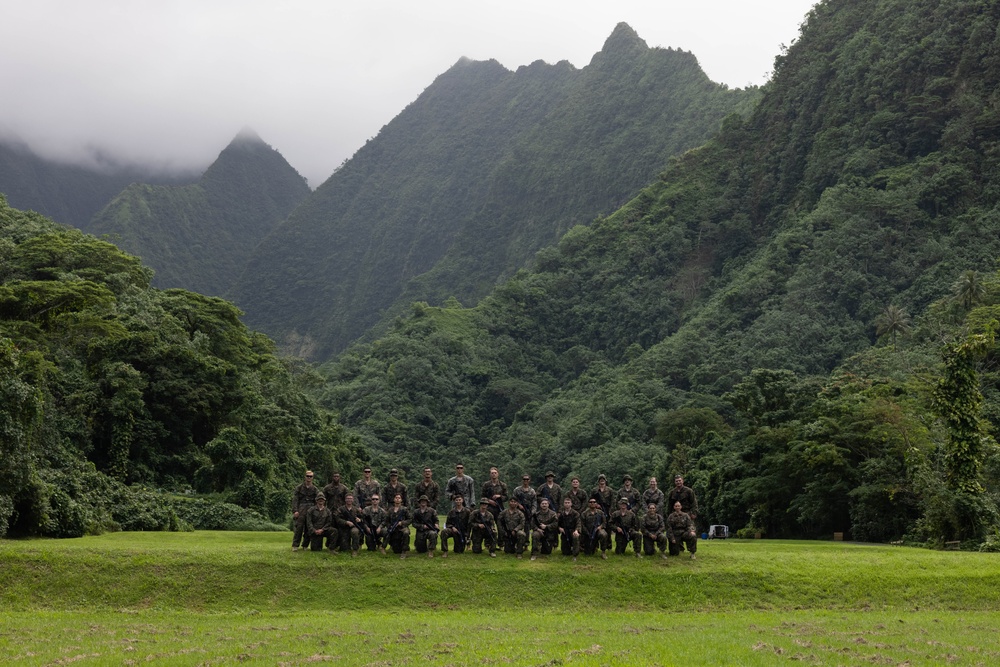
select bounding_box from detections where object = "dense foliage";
[320,0,1000,545]
[88,130,310,297]
[0,195,362,538]
[233,24,758,359]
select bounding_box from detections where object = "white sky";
[0,0,816,187]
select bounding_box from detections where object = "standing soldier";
[363,494,388,553]
[610,498,641,557]
[480,466,508,521]
[413,467,440,510]
[499,498,528,558]
[642,477,665,517]
[667,501,698,559]
[305,493,336,552]
[580,498,610,559]
[470,498,498,557]
[412,495,440,557]
[530,498,559,560]
[590,474,615,519]
[616,475,641,511]
[512,474,537,535]
[667,475,698,522]
[383,468,408,509]
[322,471,349,511]
[566,476,589,513]
[557,497,581,561]
[640,503,669,558]
[441,494,472,557]
[336,493,365,556]
[445,463,475,508]
[382,493,412,559]
[537,472,562,514]
[291,470,318,551]
[354,466,381,508]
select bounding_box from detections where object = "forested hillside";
[89,130,310,297]
[0,139,192,230]
[0,195,362,538]
[232,24,758,359]
[321,0,1000,545]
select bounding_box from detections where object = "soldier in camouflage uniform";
[445,463,475,508]
[480,466,508,521]
[640,503,668,558]
[413,467,440,510]
[441,494,472,556]
[580,497,610,559]
[610,498,642,556]
[383,468,408,509]
[667,501,698,559]
[590,474,615,519]
[615,475,641,512]
[667,475,698,521]
[530,498,559,560]
[335,493,365,556]
[354,467,381,509]
[412,495,440,557]
[566,477,589,513]
[364,494,388,553]
[499,498,528,557]
[470,498,498,557]
[305,493,336,552]
[382,493,412,558]
[642,477,666,517]
[511,474,537,536]
[291,470,318,551]
[537,472,562,515]
[322,471,349,511]
[557,497,581,560]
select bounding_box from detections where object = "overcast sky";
[1,0,816,187]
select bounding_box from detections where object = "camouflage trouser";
[414,528,438,553]
[669,530,697,556]
[291,505,314,548]
[582,528,610,555]
[364,529,383,552]
[614,529,641,555]
[440,527,468,553]
[470,526,497,554]
[339,526,362,552]
[531,528,557,555]
[387,526,410,554]
[643,532,667,555]
[559,531,580,557]
[309,527,337,551]
[504,529,527,555]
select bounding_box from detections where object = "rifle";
[589,512,604,551]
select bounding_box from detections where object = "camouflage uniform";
[480,480,508,520]
[441,505,472,553]
[322,480,349,511]
[642,487,666,516]
[335,504,366,553]
[511,484,537,534]
[537,481,563,514]
[530,506,559,556]
[667,485,699,519]
[383,479,408,508]
[640,511,668,556]
[412,503,439,554]
[381,505,412,554]
[413,479,440,510]
[445,474,476,508]
[305,501,336,551]
[354,477,381,508]
[470,504,499,555]
[615,485,642,512]
[590,483,616,518]
[498,506,528,555]
[291,481,318,549]
[610,506,641,555]
[362,504,388,552]
[566,486,589,513]
[557,506,581,557]
[667,509,698,557]
[580,506,610,555]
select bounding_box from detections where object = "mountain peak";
[600,22,648,56]
[230,127,265,146]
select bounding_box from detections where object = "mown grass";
[1,533,999,665]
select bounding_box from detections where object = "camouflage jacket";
[362,505,387,532]
[382,481,408,508]
[558,508,581,534]
[499,508,526,535]
[413,480,440,509]
[642,488,665,515]
[580,508,606,535]
[610,509,639,533]
[305,505,333,533]
[412,506,439,532]
[641,512,665,537]
[566,487,589,512]
[615,486,642,511]
[667,485,698,517]
[480,480,508,512]
[354,478,381,507]
[292,482,317,513]
[532,508,559,533]
[537,483,563,512]
[667,510,696,535]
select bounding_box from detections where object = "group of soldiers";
[290,464,699,561]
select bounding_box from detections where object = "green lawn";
[1,533,999,665]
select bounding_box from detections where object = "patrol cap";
[316,493,326,501]
[390,468,399,476]
[545,471,555,478]
[480,498,489,505]
[418,495,430,503]
[618,499,628,505]
[622,474,632,482]
[598,473,607,481]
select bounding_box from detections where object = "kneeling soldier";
[557,497,581,561]
[382,493,411,558]
[306,493,337,552]
[441,494,472,557]
[413,495,440,557]
[471,497,498,557]
[499,498,528,558]
[336,493,365,556]
[530,498,559,560]
[581,497,610,559]
[641,503,668,558]
[610,498,641,556]
[667,501,698,559]
[364,494,388,553]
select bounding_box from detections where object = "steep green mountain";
[89,130,310,297]
[321,0,1000,543]
[0,139,192,230]
[232,24,758,359]
[0,195,362,538]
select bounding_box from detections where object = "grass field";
[1,532,999,665]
